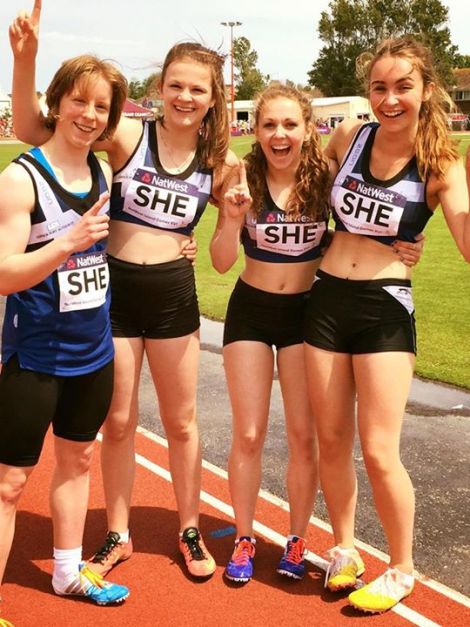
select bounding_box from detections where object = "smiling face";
[160,58,215,131]
[55,75,112,148]
[369,55,431,132]
[255,96,311,173]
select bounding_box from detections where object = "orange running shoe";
[87,531,133,576]
[179,527,216,578]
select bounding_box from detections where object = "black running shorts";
[108,255,200,339]
[304,270,417,354]
[0,356,114,467]
[223,278,310,349]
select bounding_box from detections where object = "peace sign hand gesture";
[9,0,41,61]
[223,160,252,219]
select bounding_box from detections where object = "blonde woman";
[304,36,470,613]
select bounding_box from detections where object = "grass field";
[1,136,469,388]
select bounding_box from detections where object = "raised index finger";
[31,0,42,25]
[86,193,110,216]
[238,159,247,186]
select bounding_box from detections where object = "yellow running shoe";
[348,567,414,613]
[325,545,365,591]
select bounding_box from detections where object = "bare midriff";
[107,220,189,264]
[241,257,320,294]
[320,232,412,281]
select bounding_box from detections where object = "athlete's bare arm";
[210,160,251,274]
[0,164,110,295]
[9,0,52,145]
[430,158,470,262]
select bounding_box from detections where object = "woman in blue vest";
[0,52,129,613]
[10,0,237,580]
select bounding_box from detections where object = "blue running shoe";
[224,537,256,583]
[277,536,306,580]
[53,564,129,605]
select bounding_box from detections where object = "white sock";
[236,536,256,544]
[337,545,357,554]
[390,567,415,587]
[113,530,129,543]
[52,546,82,593]
[287,534,303,542]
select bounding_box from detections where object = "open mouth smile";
[74,122,96,133]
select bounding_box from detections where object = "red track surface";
[2,430,469,626]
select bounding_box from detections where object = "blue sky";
[1,0,469,94]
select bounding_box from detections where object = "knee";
[362,444,400,478]
[233,428,266,458]
[55,443,94,477]
[163,407,198,443]
[317,429,351,463]
[288,428,318,464]
[0,469,29,509]
[102,412,137,444]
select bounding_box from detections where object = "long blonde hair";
[357,36,459,180]
[158,42,229,171]
[245,84,330,221]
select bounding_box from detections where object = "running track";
[3,427,470,626]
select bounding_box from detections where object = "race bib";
[57,251,109,312]
[124,168,199,229]
[335,175,406,237]
[254,211,326,256]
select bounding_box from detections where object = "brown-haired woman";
[211,84,334,583]
[304,36,470,613]
[10,2,238,580]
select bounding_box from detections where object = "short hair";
[45,54,128,140]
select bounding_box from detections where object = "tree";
[454,54,470,69]
[128,73,159,100]
[308,0,457,96]
[233,37,269,100]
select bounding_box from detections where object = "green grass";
[1,136,469,388]
[0,142,29,169]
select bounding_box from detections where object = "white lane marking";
[134,427,470,610]
[98,429,452,624]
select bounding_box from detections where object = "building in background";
[227,95,374,134]
[449,68,470,130]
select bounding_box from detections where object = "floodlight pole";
[221,20,242,125]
